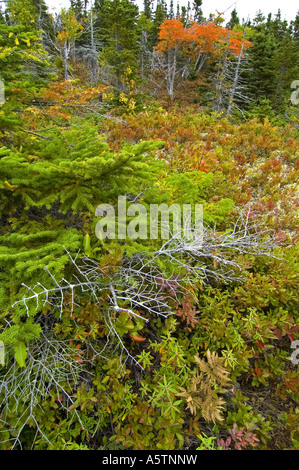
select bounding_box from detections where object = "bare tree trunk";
[167,45,177,100]
[90,0,98,85]
[227,23,248,117]
[37,2,45,48]
[195,53,207,72]
[140,30,148,90]
[178,59,190,87]
[63,43,69,81]
[214,31,230,112]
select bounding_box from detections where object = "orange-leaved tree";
[22,81,107,128]
[155,19,252,100]
[188,22,251,71]
[154,19,190,100]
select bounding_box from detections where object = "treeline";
[1,0,299,120]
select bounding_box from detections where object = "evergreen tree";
[272,13,299,112]
[271,9,288,41]
[138,11,153,83]
[0,5,50,132]
[176,1,180,19]
[151,0,167,46]
[168,0,174,19]
[70,0,85,19]
[243,21,277,109]
[6,0,38,27]
[243,10,299,115]
[7,0,57,59]
[143,0,152,20]
[97,0,140,88]
[0,122,163,304]
[291,11,299,40]
[193,0,203,23]
[227,8,240,30]
[273,34,299,112]
[252,10,265,26]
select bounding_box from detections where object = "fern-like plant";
[177,351,231,423]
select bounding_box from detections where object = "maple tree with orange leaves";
[154,18,252,100]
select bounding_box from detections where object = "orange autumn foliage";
[22,81,108,127]
[155,19,252,58]
[155,19,189,52]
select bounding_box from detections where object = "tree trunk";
[140,30,148,90]
[90,0,98,85]
[64,43,69,81]
[214,31,230,112]
[195,53,207,72]
[167,45,177,100]
[227,23,248,117]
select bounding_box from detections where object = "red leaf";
[273,327,282,339]
[74,356,84,363]
[290,325,299,332]
[130,334,146,342]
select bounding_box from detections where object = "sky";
[45,0,298,23]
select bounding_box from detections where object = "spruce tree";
[0,120,164,321]
[97,0,140,88]
[169,0,174,19]
[0,6,50,133]
[227,8,240,30]
[243,21,277,110]
[143,0,152,20]
[193,0,204,23]
[70,0,85,19]
[272,26,299,113]
[6,0,38,27]
[291,11,299,40]
[151,0,167,46]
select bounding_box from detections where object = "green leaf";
[14,341,27,368]
[83,233,91,256]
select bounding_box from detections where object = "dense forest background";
[0,0,298,450]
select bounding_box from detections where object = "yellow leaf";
[9,32,13,38]
[4,180,18,191]
[15,37,19,45]
[21,38,31,47]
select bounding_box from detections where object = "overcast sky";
[45,0,298,23]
